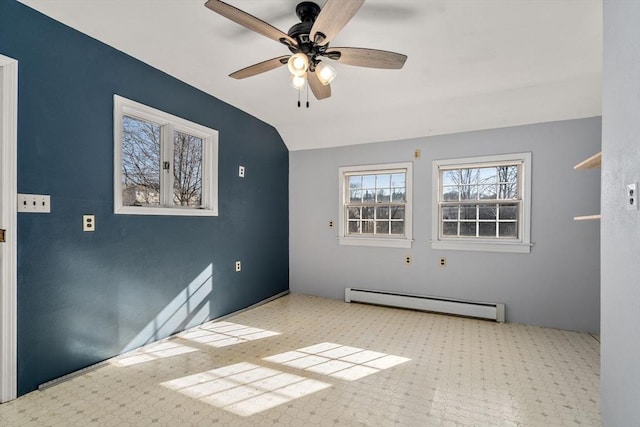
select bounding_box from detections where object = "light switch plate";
[17,194,50,213]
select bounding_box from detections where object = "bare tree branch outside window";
[121,116,204,208]
[173,131,203,207]
[122,115,161,206]
[440,165,519,238]
[346,172,406,236]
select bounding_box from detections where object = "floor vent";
[345,288,505,323]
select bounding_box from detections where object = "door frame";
[0,54,18,403]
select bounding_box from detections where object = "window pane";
[478,167,497,183]
[363,190,375,202]
[390,221,404,235]
[442,222,458,236]
[391,173,405,188]
[479,222,496,237]
[460,205,477,220]
[376,174,391,188]
[391,189,406,202]
[444,168,479,186]
[173,131,203,207]
[376,188,391,203]
[442,170,458,186]
[121,115,161,207]
[362,175,376,189]
[459,185,477,200]
[376,207,389,219]
[391,206,405,220]
[348,221,360,234]
[497,166,517,183]
[362,221,374,234]
[498,183,518,199]
[350,190,362,202]
[442,186,459,201]
[376,221,389,234]
[499,204,518,220]
[349,176,362,189]
[362,207,374,219]
[478,184,497,200]
[499,222,517,237]
[478,205,497,220]
[460,222,476,236]
[347,207,360,219]
[442,206,458,220]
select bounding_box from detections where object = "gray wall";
[290,118,601,332]
[601,1,640,425]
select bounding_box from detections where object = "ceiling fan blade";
[308,71,331,100]
[311,0,364,46]
[229,56,290,79]
[205,0,297,48]
[325,47,407,69]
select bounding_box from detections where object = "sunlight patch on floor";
[263,342,411,381]
[161,362,330,416]
[111,341,198,367]
[178,321,280,348]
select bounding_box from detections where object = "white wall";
[601,1,640,425]
[290,118,601,332]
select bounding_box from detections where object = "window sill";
[115,206,218,217]
[431,239,532,253]
[339,236,413,248]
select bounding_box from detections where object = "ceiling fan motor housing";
[288,2,327,67]
[295,2,321,22]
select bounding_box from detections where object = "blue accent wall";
[1,1,289,395]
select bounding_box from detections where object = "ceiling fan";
[204,0,408,102]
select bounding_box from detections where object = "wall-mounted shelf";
[574,152,601,170]
[574,151,601,221]
[574,214,602,221]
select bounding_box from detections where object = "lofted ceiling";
[18,0,602,151]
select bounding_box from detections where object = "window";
[114,95,218,216]
[339,162,413,248]
[431,153,532,253]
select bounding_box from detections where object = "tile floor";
[0,294,600,426]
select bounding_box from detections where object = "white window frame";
[114,95,218,216]
[338,162,413,248]
[431,152,532,253]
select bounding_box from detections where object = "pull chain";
[306,80,310,108]
[297,86,301,108]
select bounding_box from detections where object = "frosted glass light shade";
[288,53,309,77]
[290,74,306,90]
[316,62,336,86]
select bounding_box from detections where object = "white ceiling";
[19,0,602,151]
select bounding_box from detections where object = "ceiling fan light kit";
[290,74,307,91]
[204,0,407,104]
[287,53,309,77]
[315,61,336,86]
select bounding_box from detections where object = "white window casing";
[431,152,532,253]
[114,95,218,216]
[338,162,413,248]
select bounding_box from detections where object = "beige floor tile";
[0,294,600,426]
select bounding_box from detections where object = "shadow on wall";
[121,263,214,353]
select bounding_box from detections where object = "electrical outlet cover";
[627,183,638,210]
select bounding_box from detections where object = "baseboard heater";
[345,288,505,323]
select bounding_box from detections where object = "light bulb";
[287,53,309,77]
[290,74,306,90]
[316,62,336,86]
